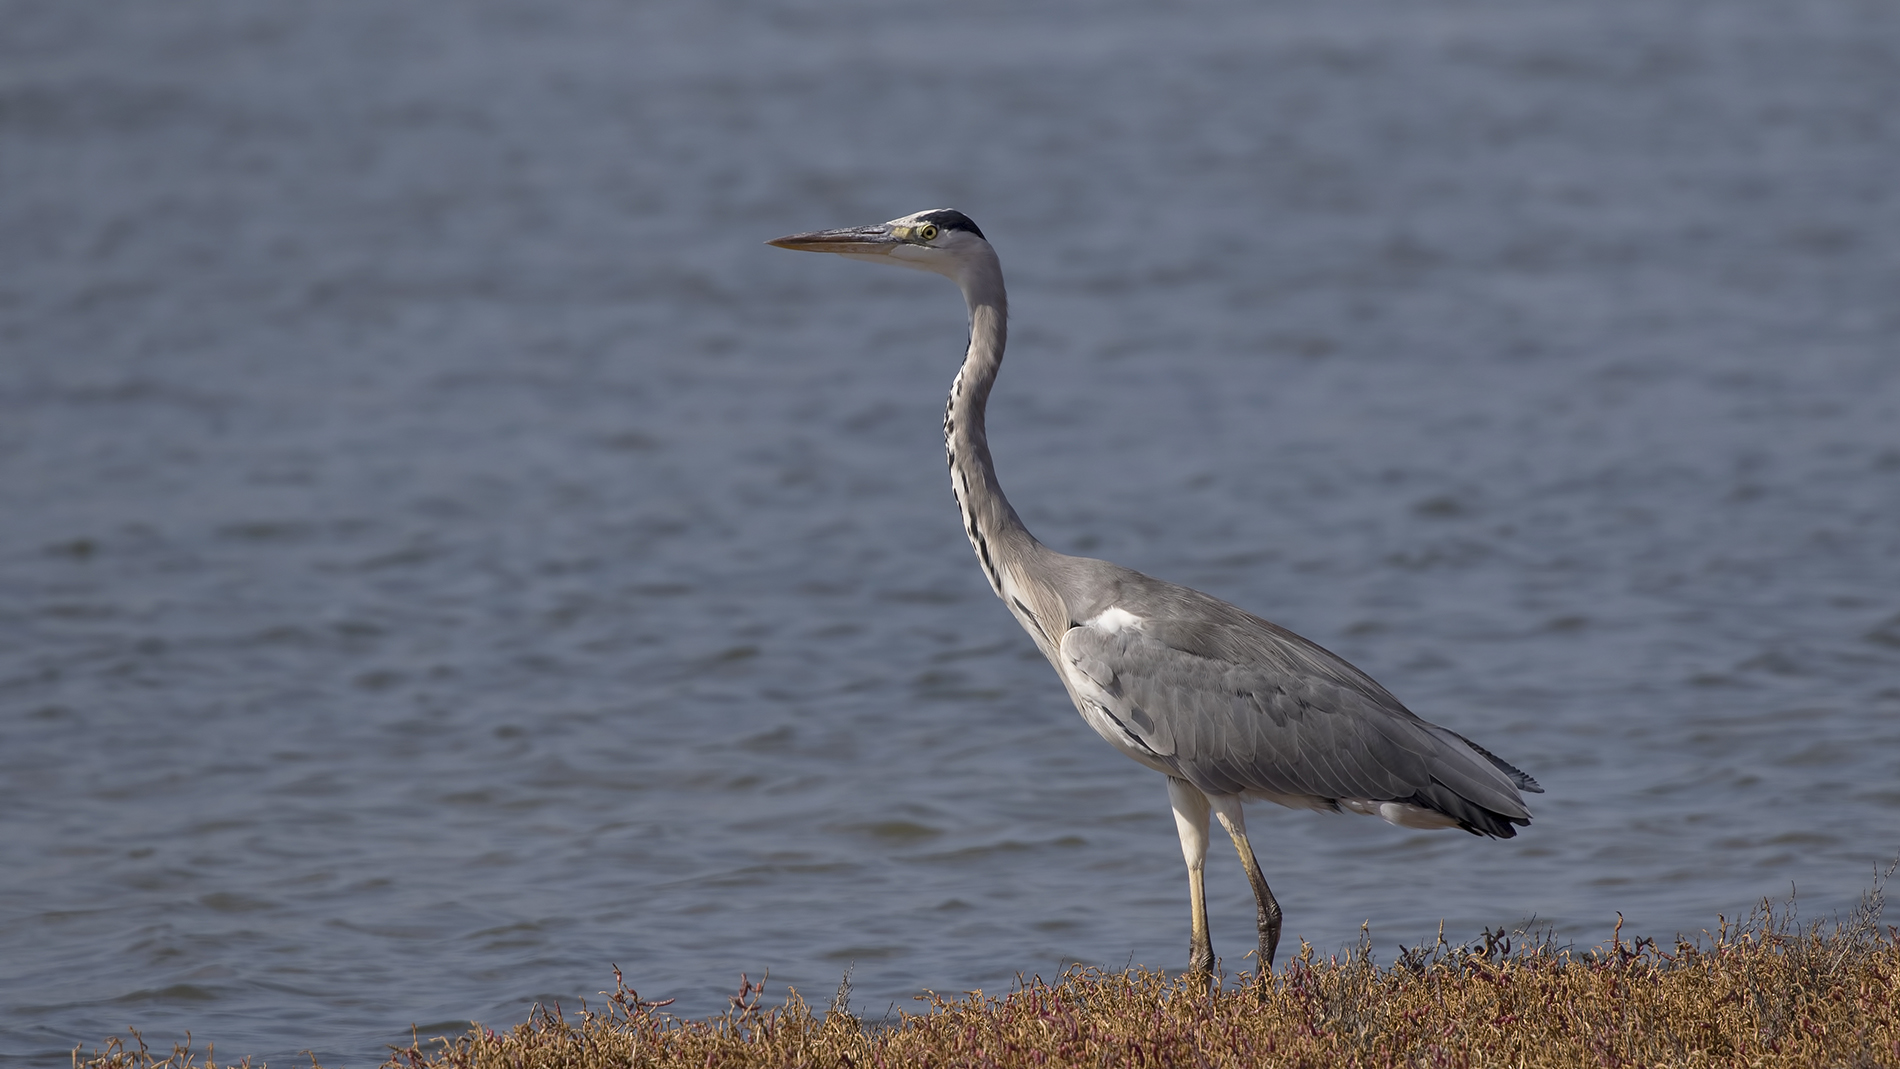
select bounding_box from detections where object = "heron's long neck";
[946,262,1041,600]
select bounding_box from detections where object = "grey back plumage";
[1044,555,1542,838]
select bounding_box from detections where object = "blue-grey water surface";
[3,1,1898,1064]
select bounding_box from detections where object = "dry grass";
[77,885,1900,1069]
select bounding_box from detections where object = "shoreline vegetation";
[77,889,1899,1069]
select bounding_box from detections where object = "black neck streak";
[945,299,1032,602]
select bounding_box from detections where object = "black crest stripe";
[917,209,984,240]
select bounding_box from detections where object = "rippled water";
[3,0,1898,1064]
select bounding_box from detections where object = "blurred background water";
[2,0,1898,1064]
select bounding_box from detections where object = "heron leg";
[1209,794,1282,978]
[1165,777,1214,983]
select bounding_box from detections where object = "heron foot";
[1188,939,1215,984]
[1256,894,1282,971]
[1248,896,1282,999]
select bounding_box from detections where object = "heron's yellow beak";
[766,224,903,254]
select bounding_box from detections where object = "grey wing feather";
[1057,577,1538,838]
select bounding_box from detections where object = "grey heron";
[769,209,1541,980]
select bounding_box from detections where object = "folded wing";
[1057,593,1539,838]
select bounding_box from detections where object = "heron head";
[768,209,991,281]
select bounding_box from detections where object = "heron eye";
[917,223,939,241]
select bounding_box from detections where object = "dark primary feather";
[1058,566,1538,838]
